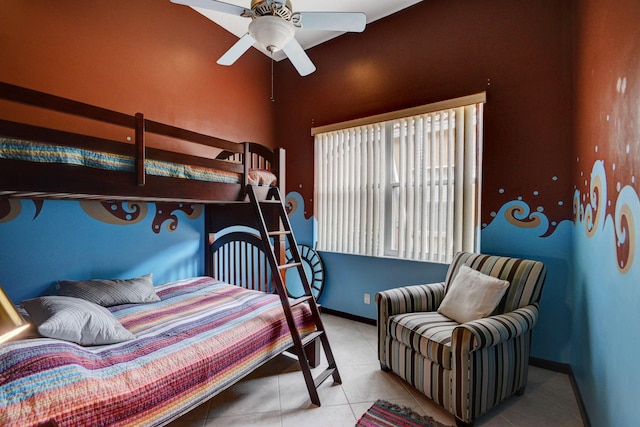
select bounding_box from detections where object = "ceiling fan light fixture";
[249,15,295,53]
[172,0,367,77]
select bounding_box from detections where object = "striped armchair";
[376,252,546,427]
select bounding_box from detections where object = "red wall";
[274,0,574,230]
[0,0,275,148]
[2,1,575,232]
[575,0,640,225]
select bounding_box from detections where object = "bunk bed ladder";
[247,184,341,406]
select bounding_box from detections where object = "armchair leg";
[455,417,474,427]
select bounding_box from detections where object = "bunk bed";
[0,81,284,204]
[0,82,328,426]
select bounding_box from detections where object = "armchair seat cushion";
[389,312,458,370]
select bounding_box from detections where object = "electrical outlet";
[364,293,371,305]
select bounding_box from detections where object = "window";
[313,93,484,263]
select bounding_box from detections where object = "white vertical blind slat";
[373,124,383,257]
[412,117,422,259]
[398,119,407,258]
[346,128,355,253]
[437,112,447,263]
[453,108,465,254]
[428,113,437,262]
[420,114,429,261]
[356,127,364,254]
[446,109,456,261]
[366,126,375,255]
[463,104,479,252]
[337,131,346,253]
[314,136,323,250]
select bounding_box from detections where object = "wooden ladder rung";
[268,230,291,237]
[313,367,337,388]
[301,330,324,347]
[278,262,302,271]
[290,295,313,307]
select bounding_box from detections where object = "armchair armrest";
[375,282,446,317]
[376,283,445,368]
[452,304,539,352]
[449,304,540,422]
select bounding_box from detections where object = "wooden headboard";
[209,231,273,293]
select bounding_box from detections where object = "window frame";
[312,93,485,264]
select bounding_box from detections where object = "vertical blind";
[313,94,484,263]
[314,124,386,257]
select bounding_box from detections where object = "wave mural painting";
[575,160,637,274]
[481,194,573,362]
[0,199,204,303]
[571,159,640,427]
[80,201,148,226]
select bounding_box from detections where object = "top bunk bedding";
[0,136,242,184]
[0,82,282,203]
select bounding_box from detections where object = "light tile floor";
[169,314,584,427]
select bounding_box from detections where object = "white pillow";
[22,296,135,345]
[437,265,510,323]
[57,274,159,306]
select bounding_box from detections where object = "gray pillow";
[22,296,135,345]
[57,274,160,306]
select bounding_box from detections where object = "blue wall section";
[317,251,449,319]
[0,199,204,304]
[570,164,640,427]
[481,200,574,363]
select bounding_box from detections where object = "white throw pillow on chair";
[437,264,510,323]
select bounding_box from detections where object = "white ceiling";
[190,0,422,61]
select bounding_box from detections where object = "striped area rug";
[356,400,453,427]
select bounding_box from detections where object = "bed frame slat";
[210,232,273,294]
[0,82,136,128]
[145,119,243,153]
[135,113,145,186]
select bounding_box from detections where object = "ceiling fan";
[171,0,367,76]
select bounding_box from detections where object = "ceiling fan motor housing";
[249,16,295,53]
[251,0,293,20]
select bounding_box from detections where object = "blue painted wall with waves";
[286,191,573,363]
[0,199,204,304]
[570,162,640,427]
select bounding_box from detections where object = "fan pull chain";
[270,53,275,102]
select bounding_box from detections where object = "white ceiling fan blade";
[170,0,248,16]
[296,12,367,32]
[217,33,256,66]
[281,38,316,76]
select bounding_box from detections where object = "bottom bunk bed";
[0,276,316,427]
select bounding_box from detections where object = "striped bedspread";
[0,277,315,427]
[0,137,242,184]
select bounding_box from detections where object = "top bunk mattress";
[0,137,243,184]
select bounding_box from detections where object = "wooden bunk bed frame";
[0,81,285,204]
[0,82,340,424]
[0,80,285,265]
